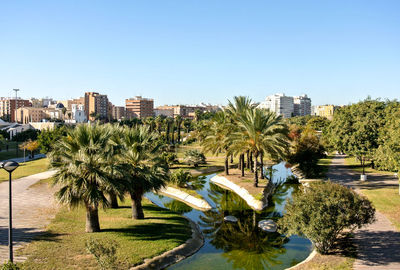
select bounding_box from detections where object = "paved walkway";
[1,154,46,163]
[327,154,400,270]
[0,170,56,263]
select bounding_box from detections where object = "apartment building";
[84,92,109,121]
[112,106,126,120]
[125,96,154,118]
[312,105,339,120]
[257,93,294,118]
[15,107,65,124]
[0,97,32,122]
[30,97,56,108]
[293,94,312,116]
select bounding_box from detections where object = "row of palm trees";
[200,96,289,187]
[49,124,168,232]
[121,115,192,145]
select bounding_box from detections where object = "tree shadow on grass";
[102,222,191,242]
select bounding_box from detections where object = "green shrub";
[183,149,206,167]
[86,238,119,270]
[170,169,193,187]
[161,152,178,166]
[278,181,375,254]
[1,261,20,270]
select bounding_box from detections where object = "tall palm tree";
[175,115,183,143]
[226,96,255,176]
[49,124,119,232]
[119,126,169,219]
[201,111,234,175]
[232,109,289,187]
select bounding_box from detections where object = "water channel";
[145,162,312,269]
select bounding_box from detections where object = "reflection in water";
[200,183,290,269]
[146,162,312,270]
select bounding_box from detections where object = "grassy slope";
[18,198,191,270]
[344,156,394,175]
[0,158,49,182]
[361,187,400,231]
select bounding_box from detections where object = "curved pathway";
[327,154,400,269]
[0,170,56,263]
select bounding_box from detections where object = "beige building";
[312,105,339,120]
[0,97,32,122]
[154,108,174,118]
[16,107,65,124]
[112,106,126,120]
[125,96,154,118]
[84,92,109,121]
[155,104,220,119]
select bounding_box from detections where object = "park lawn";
[0,158,49,182]
[344,156,394,175]
[361,187,400,231]
[18,198,192,270]
[317,155,334,178]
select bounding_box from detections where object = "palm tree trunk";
[166,123,170,142]
[85,203,100,232]
[254,151,259,187]
[238,155,242,170]
[260,152,264,179]
[171,124,175,144]
[177,125,181,143]
[130,190,144,219]
[246,150,250,169]
[241,154,245,177]
[109,192,119,208]
[250,152,254,173]
[230,154,233,163]
[224,156,229,175]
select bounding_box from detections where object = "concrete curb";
[285,249,317,269]
[158,186,212,211]
[130,217,204,270]
[210,175,268,211]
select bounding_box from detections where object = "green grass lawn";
[0,158,49,182]
[18,198,192,270]
[344,156,394,175]
[361,187,400,231]
[317,155,334,178]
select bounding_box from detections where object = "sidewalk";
[327,154,400,269]
[0,170,57,263]
[1,154,46,163]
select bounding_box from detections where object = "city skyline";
[1,1,399,106]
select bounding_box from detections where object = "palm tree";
[175,115,183,143]
[155,115,164,135]
[49,124,119,232]
[232,109,289,187]
[165,117,173,143]
[119,126,169,219]
[201,111,234,175]
[226,96,255,177]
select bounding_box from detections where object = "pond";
[145,162,312,270]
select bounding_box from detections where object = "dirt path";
[327,154,400,269]
[0,170,56,263]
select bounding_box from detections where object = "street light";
[0,160,19,263]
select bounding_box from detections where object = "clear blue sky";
[1,0,399,106]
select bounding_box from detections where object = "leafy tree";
[326,99,386,173]
[12,129,39,142]
[288,127,326,177]
[278,181,375,254]
[306,116,330,131]
[37,126,67,153]
[183,149,206,167]
[19,139,40,158]
[49,124,119,232]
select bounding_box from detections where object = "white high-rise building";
[257,93,294,118]
[293,94,312,116]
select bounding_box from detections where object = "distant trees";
[19,139,40,158]
[278,181,375,254]
[37,126,68,153]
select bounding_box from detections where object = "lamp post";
[0,160,19,263]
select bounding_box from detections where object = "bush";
[183,149,206,167]
[278,181,375,254]
[1,261,20,270]
[160,152,178,166]
[170,169,193,187]
[86,238,119,270]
